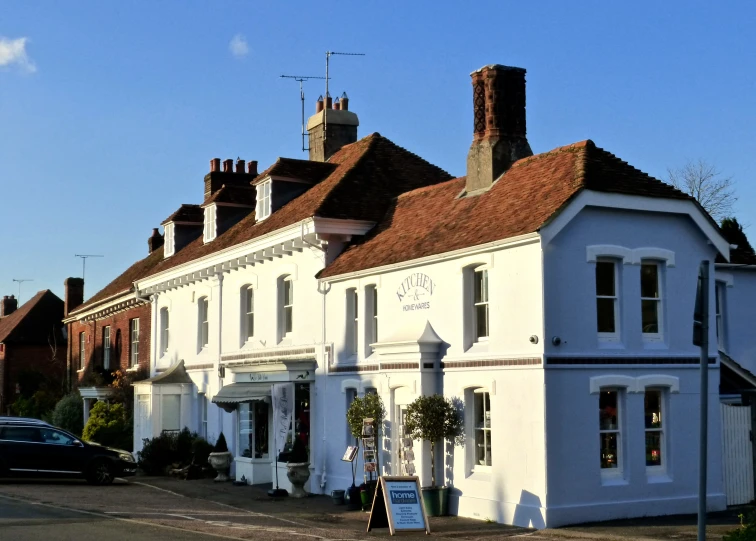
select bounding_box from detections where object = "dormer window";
[203,204,217,243]
[256,180,271,221]
[164,223,175,257]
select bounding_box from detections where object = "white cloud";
[229,34,249,59]
[0,37,36,73]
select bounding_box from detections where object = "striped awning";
[211,383,271,406]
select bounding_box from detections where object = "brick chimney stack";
[148,228,164,254]
[466,65,532,194]
[0,295,18,317]
[64,277,84,317]
[307,91,359,162]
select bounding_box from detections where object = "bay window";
[238,400,270,459]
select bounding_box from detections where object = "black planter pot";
[346,485,362,510]
[421,486,449,517]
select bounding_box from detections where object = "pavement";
[0,475,747,541]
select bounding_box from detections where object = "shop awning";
[212,383,271,406]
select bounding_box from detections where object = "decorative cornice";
[546,356,717,366]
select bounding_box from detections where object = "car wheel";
[86,460,114,485]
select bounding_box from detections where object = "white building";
[123,64,732,527]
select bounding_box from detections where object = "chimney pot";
[247,160,258,176]
[148,227,164,254]
[236,158,245,173]
[333,97,341,110]
[210,158,221,172]
[340,92,349,111]
[222,159,233,173]
[64,277,84,317]
[325,92,332,110]
[316,96,324,113]
[0,295,17,317]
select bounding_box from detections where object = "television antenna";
[74,254,104,287]
[279,75,328,152]
[324,51,365,145]
[11,278,32,304]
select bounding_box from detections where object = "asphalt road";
[0,495,217,541]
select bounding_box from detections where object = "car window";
[39,428,76,446]
[0,426,42,442]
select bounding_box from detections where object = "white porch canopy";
[212,383,271,412]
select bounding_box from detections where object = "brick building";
[63,230,165,387]
[0,291,66,413]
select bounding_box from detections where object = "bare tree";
[667,159,737,221]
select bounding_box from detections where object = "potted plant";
[207,433,232,482]
[285,437,310,498]
[404,394,463,517]
[346,393,385,510]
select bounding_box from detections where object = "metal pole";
[698,260,710,541]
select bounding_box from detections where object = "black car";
[0,421,136,485]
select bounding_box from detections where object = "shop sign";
[244,371,311,383]
[366,476,430,535]
[396,272,435,312]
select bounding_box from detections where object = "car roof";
[0,417,52,426]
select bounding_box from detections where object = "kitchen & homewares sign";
[396,273,435,312]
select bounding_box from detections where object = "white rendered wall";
[716,267,756,374]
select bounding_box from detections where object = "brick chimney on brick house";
[307,92,358,162]
[466,65,533,194]
[0,295,18,317]
[148,228,164,254]
[64,278,84,317]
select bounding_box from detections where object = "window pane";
[254,401,269,458]
[595,262,615,296]
[642,300,659,333]
[644,390,662,429]
[247,313,254,339]
[475,304,488,339]
[285,306,293,333]
[475,428,491,466]
[474,270,488,303]
[284,280,293,305]
[162,395,180,432]
[239,403,253,458]
[641,264,659,298]
[600,433,619,469]
[40,428,75,446]
[599,391,618,430]
[246,288,254,313]
[645,432,662,466]
[596,298,616,333]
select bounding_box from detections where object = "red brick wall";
[0,344,66,414]
[68,303,152,386]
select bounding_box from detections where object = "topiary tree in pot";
[404,394,463,517]
[345,392,385,509]
[208,432,233,482]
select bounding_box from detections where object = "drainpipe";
[318,277,331,490]
[215,273,225,446]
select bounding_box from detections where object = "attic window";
[256,180,271,221]
[203,204,217,243]
[164,223,175,258]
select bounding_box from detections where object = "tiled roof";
[252,158,336,185]
[77,133,451,312]
[202,185,256,206]
[161,204,204,225]
[0,290,65,344]
[320,140,696,278]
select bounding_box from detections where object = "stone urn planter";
[208,451,233,482]
[286,462,310,498]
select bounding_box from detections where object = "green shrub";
[191,437,214,465]
[52,393,84,436]
[213,432,229,452]
[82,401,131,451]
[137,429,212,475]
[725,513,756,541]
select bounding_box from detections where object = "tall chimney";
[307,92,359,162]
[64,277,84,317]
[466,65,532,194]
[148,228,164,254]
[0,295,18,317]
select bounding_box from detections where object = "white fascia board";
[312,217,375,236]
[539,190,730,261]
[321,232,540,284]
[63,291,139,323]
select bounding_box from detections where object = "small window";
[281,277,293,338]
[644,389,664,470]
[366,285,378,354]
[238,400,270,459]
[164,223,175,258]
[130,319,140,367]
[256,180,272,220]
[596,261,619,339]
[244,286,255,341]
[198,297,209,349]
[200,393,209,439]
[103,326,111,370]
[599,390,622,472]
[641,262,662,338]
[473,269,489,341]
[472,390,492,468]
[716,282,726,352]
[347,289,358,355]
[160,307,169,354]
[161,395,180,433]
[203,204,216,243]
[79,332,86,370]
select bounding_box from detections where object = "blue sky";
[1,1,755,303]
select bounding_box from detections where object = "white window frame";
[79,332,86,370]
[160,307,169,355]
[103,326,111,370]
[716,281,726,352]
[599,388,624,479]
[199,393,208,439]
[640,260,664,342]
[471,389,492,471]
[198,297,209,350]
[366,285,378,356]
[130,318,140,367]
[644,387,666,475]
[256,180,272,221]
[203,204,217,243]
[278,276,293,341]
[161,394,181,433]
[347,288,358,356]
[473,268,489,343]
[243,286,255,342]
[163,223,175,257]
[596,259,620,342]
